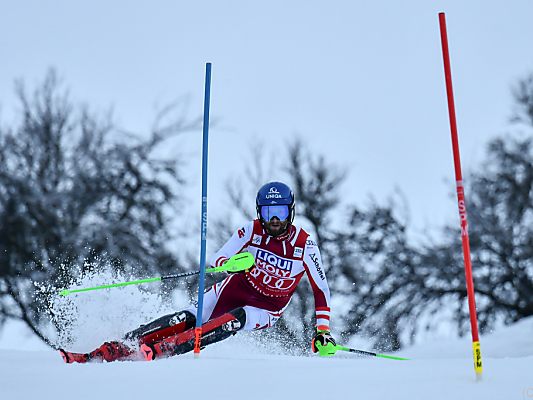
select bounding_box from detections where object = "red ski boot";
[59,349,90,364]
[88,341,135,362]
[60,341,134,364]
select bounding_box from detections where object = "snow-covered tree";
[262,71,533,350]
[0,70,198,346]
[428,133,532,334]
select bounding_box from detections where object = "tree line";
[0,70,531,351]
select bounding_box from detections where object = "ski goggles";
[260,205,290,221]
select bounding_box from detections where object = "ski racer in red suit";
[59,181,337,363]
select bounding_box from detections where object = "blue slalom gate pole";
[194,62,212,355]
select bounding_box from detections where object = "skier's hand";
[312,330,337,357]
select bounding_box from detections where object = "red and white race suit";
[189,220,331,332]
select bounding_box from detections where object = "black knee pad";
[229,307,247,329]
[177,310,197,326]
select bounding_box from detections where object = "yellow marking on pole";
[472,341,483,379]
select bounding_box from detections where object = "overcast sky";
[2,0,533,244]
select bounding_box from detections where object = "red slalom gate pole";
[438,12,483,378]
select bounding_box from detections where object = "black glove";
[311,330,337,356]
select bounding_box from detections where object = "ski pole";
[336,345,409,361]
[58,252,254,297]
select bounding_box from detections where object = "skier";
[60,181,337,363]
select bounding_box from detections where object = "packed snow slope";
[1,317,532,400]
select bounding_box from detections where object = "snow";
[1,317,532,400]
